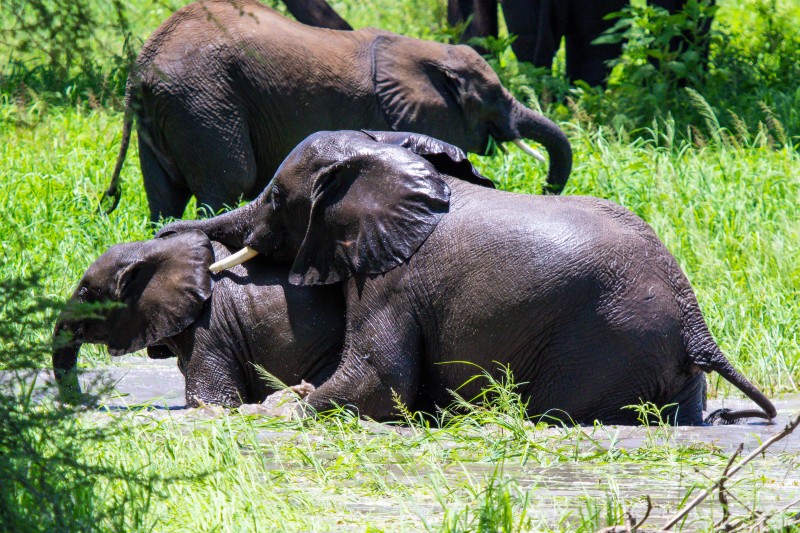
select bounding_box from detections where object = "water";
[6,356,800,527]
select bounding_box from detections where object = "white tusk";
[513,139,546,163]
[209,246,259,273]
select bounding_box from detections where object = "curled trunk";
[509,103,573,194]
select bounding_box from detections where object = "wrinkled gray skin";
[158,130,776,425]
[52,230,345,407]
[103,0,572,222]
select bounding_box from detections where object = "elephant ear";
[372,35,464,141]
[105,230,214,356]
[289,144,450,286]
[361,130,495,188]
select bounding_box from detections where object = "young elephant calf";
[52,231,344,407]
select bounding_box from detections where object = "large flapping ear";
[372,35,465,141]
[289,142,450,286]
[361,130,495,188]
[105,230,214,356]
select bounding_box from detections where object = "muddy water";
[12,356,800,526]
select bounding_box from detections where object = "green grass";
[1,0,800,531]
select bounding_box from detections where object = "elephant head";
[369,34,572,194]
[158,131,485,280]
[52,231,213,401]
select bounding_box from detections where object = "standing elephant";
[52,230,345,407]
[158,130,776,425]
[103,0,572,222]
[282,0,351,30]
[448,0,714,86]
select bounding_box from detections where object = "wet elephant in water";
[52,230,345,408]
[158,130,776,425]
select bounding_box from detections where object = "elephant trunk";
[157,194,270,272]
[157,195,264,250]
[508,103,573,195]
[52,316,83,404]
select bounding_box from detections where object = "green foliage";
[0,0,137,106]
[482,0,800,141]
[597,0,800,138]
[332,0,447,39]
[469,34,572,113]
[710,0,800,134]
[585,0,719,129]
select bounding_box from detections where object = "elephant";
[282,0,351,30]
[51,230,345,408]
[157,130,776,425]
[447,0,715,86]
[102,0,572,222]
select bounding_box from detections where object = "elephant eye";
[271,187,283,211]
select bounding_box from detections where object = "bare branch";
[661,412,800,531]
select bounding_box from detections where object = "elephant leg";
[504,0,567,66]
[304,299,422,420]
[448,0,499,44]
[564,0,627,86]
[184,351,248,408]
[282,0,353,30]
[661,371,706,426]
[139,136,191,224]
[164,108,259,218]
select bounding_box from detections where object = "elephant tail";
[692,345,777,424]
[665,244,777,424]
[100,77,136,214]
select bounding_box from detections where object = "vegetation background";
[0,0,798,530]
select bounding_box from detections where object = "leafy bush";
[485,0,799,143]
[709,0,800,138]
[589,0,719,131]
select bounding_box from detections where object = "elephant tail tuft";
[669,245,776,423]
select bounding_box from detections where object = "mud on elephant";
[103,0,572,222]
[159,130,776,426]
[52,230,345,408]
